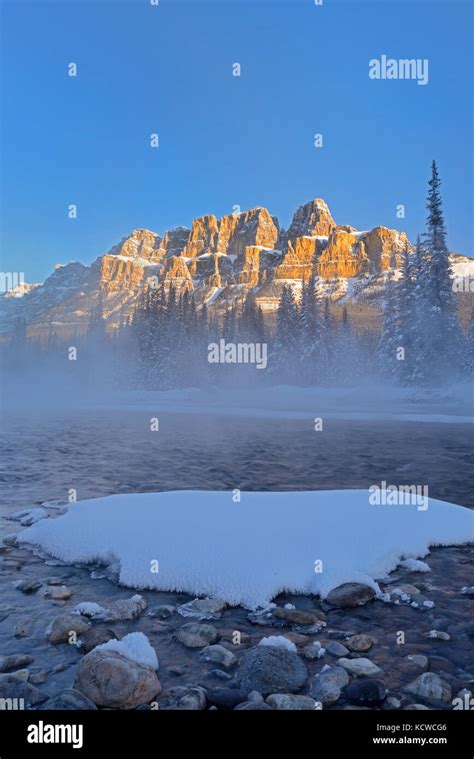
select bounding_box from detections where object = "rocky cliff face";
[2,197,468,340]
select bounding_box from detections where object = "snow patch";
[258,636,297,653]
[18,489,473,610]
[95,632,159,669]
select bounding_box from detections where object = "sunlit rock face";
[1,197,429,338]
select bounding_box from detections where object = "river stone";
[403,672,452,707]
[405,703,431,710]
[206,669,232,681]
[176,623,219,648]
[206,688,247,709]
[0,677,48,707]
[177,597,226,621]
[234,701,272,710]
[14,618,34,638]
[236,647,308,697]
[102,595,147,622]
[158,686,207,710]
[199,644,237,668]
[326,641,349,657]
[74,649,161,709]
[42,688,98,710]
[78,626,118,653]
[266,694,317,710]
[29,671,48,685]
[326,583,375,608]
[47,613,91,644]
[338,658,382,677]
[150,605,175,620]
[407,654,429,671]
[346,634,373,653]
[0,669,29,683]
[44,585,73,601]
[311,666,349,705]
[272,608,320,626]
[14,579,42,594]
[0,654,34,672]
[344,678,387,706]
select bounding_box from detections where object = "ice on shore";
[19,489,473,609]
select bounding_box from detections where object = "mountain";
[1,198,472,340]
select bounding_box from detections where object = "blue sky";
[1,0,472,283]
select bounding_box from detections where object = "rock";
[42,688,98,710]
[311,666,349,705]
[101,595,147,622]
[426,630,451,641]
[234,701,272,710]
[44,585,73,601]
[78,627,117,653]
[176,623,219,648]
[236,647,308,697]
[326,641,350,657]
[405,703,431,710]
[0,654,34,672]
[283,632,309,646]
[177,597,226,621]
[14,579,42,594]
[47,577,65,585]
[47,613,91,644]
[206,669,232,681]
[248,690,264,703]
[303,642,325,660]
[407,654,429,671]
[383,696,402,710]
[167,665,185,676]
[337,658,383,677]
[74,649,161,709]
[158,686,207,711]
[0,677,48,706]
[272,608,320,626]
[150,605,175,620]
[14,618,33,637]
[0,669,29,683]
[199,645,237,668]
[346,634,373,653]
[266,694,317,710]
[344,679,386,706]
[326,583,375,609]
[403,672,452,707]
[29,671,48,685]
[206,688,247,710]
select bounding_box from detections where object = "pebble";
[0,677,48,707]
[47,613,91,644]
[407,654,429,671]
[14,579,42,594]
[337,658,383,677]
[14,618,34,638]
[177,597,226,621]
[149,605,175,620]
[77,627,117,654]
[326,583,375,609]
[176,623,219,649]
[426,630,450,641]
[206,688,247,710]
[0,654,34,672]
[272,608,320,626]
[42,688,98,710]
[346,634,373,653]
[311,666,349,705]
[158,686,207,711]
[206,669,232,681]
[403,672,452,707]
[44,585,74,601]
[343,678,387,706]
[326,641,349,657]
[266,694,317,710]
[199,644,237,668]
[236,646,308,697]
